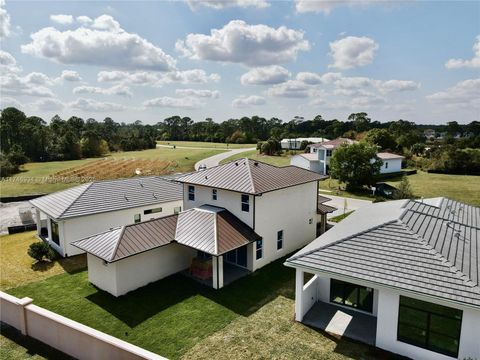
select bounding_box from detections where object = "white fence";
[0,291,166,360]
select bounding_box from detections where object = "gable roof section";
[176,158,325,194]
[73,205,260,262]
[30,176,182,219]
[317,195,336,215]
[286,198,480,308]
[309,138,356,150]
[377,152,405,160]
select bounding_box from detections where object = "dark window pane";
[430,315,462,337]
[429,332,459,357]
[398,323,427,348]
[358,287,373,312]
[344,283,358,307]
[399,307,428,328]
[330,280,344,305]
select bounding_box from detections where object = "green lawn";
[220,149,299,167]
[157,141,256,149]
[0,147,224,197]
[5,256,383,360]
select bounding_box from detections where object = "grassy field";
[0,231,86,290]
[4,256,385,360]
[157,141,256,149]
[0,147,224,197]
[220,149,299,167]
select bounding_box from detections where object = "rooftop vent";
[139,180,143,187]
[124,194,129,201]
[205,176,208,180]
[235,162,238,166]
[254,161,259,166]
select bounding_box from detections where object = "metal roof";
[317,195,336,215]
[377,152,405,160]
[72,205,260,261]
[30,176,182,219]
[308,138,356,149]
[176,158,325,195]
[287,198,480,308]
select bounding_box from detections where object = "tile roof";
[30,176,182,219]
[286,198,480,308]
[377,152,405,160]
[176,158,325,195]
[317,195,336,215]
[73,205,260,261]
[309,138,356,149]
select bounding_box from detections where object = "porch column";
[295,268,304,322]
[35,209,41,236]
[322,214,326,234]
[212,256,224,289]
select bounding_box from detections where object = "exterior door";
[225,246,247,268]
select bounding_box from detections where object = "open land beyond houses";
[0,147,225,197]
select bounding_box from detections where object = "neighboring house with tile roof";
[70,158,325,296]
[285,197,480,360]
[290,137,404,175]
[30,176,183,257]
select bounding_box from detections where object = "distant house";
[285,198,480,360]
[424,128,437,140]
[290,138,404,175]
[280,137,329,150]
[73,159,328,296]
[30,177,183,257]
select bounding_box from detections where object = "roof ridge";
[58,182,95,218]
[245,158,256,194]
[110,225,127,262]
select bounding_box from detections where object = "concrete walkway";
[194,147,256,170]
[320,194,372,218]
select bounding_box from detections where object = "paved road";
[320,193,372,218]
[194,147,256,170]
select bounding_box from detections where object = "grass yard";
[157,141,256,149]
[4,256,383,360]
[220,149,299,167]
[0,231,86,290]
[0,147,224,197]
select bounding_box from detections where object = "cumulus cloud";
[232,95,266,108]
[97,69,220,86]
[295,71,341,85]
[426,79,480,108]
[241,66,290,85]
[295,0,388,14]
[143,96,204,109]
[34,98,65,111]
[445,36,480,69]
[187,0,269,10]
[176,20,310,67]
[70,97,126,112]
[379,79,420,93]
[0,0,11,38]
[0,96,23,109]
[175,88,220,98]
[0,73,55,97]
[50,14,74,25]
[21,15,176,71]
[76,16,93,25]
[267,80,311,98]
[73,84,133,97]
[61,70,82,81]
[329,36,379,69]
[0,50,21,73]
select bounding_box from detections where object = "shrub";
[28,242,52,262]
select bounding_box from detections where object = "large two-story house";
[72,159,327,296]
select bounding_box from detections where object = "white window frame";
[188,185,195,201]
[277,230,283,250]
[256,239,263,260]
[241,194,250,212]
[212,188,218,201]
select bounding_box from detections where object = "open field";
[157,141,256,149]
[0,147,224,197]
[0,231,86,290]
[4,256,387,360]
[220,149,299,167]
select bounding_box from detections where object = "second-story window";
[385,162,389,169]
[188,185,195,201]
[212,188,217,201]
[326,149,332,157]
[241,194,249,212]
[256,239,263,260]
[277,230,284,250]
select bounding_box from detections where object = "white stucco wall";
[290,156,322,174]
[60,200,182,256]
[379,158,402,174]
[376,288,480,360]
[87,244,196,297]
[253,181,317,271]
[183,184,254,227]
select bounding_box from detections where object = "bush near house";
[27,242,57,262]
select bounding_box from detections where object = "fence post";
[17,297,33,335]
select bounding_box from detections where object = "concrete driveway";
[320,193,372,218]
[194,147,256,170]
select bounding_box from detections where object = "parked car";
[373,182,397,198]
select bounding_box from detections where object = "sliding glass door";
[330,279,374,313]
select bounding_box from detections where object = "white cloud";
[379,79,420,93]
[21,15,176,71]
[143,96,204,109]
[0,0,11,38]
[176,20,310,67]
[70,97,126,112]
[0,50,21,73]
[427,79,480,108]
[50,14,74,25]
[0,73,55,97]
[295,71,341,84]
[241,66,290,85]
[24,72,53,86]
[97,69,220,86]
[329,36,379,69]
[295,0,387,14]
[175,89,220,98]
[445,36,480,69]
[34,98,65,111]
[76,16,93,25]
[232,95,266,108]
[0,96,23,109]
[61,70,82,81]
[187,0,269,10]
[73,84,133,97]
[267,80,311,98]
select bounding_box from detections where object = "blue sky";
[1,0,479,124]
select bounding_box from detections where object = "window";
[397,296,462,357]
[212,188,218,201]
[319,150,325,160]
[277,230,283,250]
[326,149,332,157]
[385,161,389,169]
[255,239,263,260]
[50,219,60,245]
[144,207,162,215]
[330,279,373,312]
[134,214,141,223]
[241,194,249,212]
[309,218,313,224]
[313,148,317,153]
[188,185,195,201]
[174,206,182,214]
